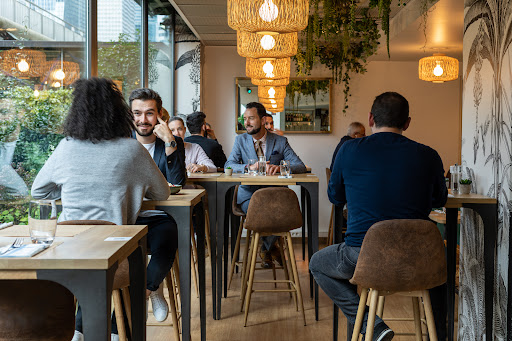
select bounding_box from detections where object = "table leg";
[38,266,118,341]
[465,203,497,341]
[300,182,319,321]
[216,182,237,319]
[195,181,218,319]
[333,204,344,341]
[301,187,306,261]
[128,237,147,341]
[224,188,233,298]
[196,200,207,341]
[445,207,457,341]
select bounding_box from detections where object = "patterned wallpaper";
[460,0,512,339]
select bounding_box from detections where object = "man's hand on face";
[153,116,176,144]
[266,162,280,175]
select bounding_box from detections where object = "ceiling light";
[419,53,458,83]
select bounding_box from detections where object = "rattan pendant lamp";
[237,30,298,59]
[251,77,289,86]
[258,85,286,100]
[418,53,459,83]
[246,57,290,80]
[1,48,47,78]
[45,60,81,86]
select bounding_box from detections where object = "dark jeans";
[309,243,447,339]
[75,213,178,333]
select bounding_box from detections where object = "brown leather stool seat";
[241,187,306,326]
[350,219,447,341]
[0,280,75,341]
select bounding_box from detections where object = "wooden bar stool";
[59,220,181,341]
[241,187,306,327]
[350,219,447,341]
[228,185,246,290]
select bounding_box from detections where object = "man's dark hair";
[63,78,134,142]
[370,92,409,129]
[169,116,184,125]
[246,102,267,119]
[186,111,206,134]
[262,112,272,119]
[128,88,162,113]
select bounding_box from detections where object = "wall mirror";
[235,77,332,134]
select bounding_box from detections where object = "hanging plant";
[295,0,394,113]
[286,79,330,109]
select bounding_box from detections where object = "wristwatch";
[165,140,177,148]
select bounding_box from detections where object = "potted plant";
[459,179,472,195]
[225,166,233,176]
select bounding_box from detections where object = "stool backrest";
[245,187,302,232]
[351,219,446,292]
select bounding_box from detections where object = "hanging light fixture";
[0,48,47,78]
[44,60,80,86]
[260,97,285,107]
[258,85,286,99]
[418,53,459,83]
[237,31,297,59]
[251,77,289,87]
[228,0,309,34]
[246,57,290,80]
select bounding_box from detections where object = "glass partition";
[236,77,332,134]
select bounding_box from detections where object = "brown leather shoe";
[259,249,273,268]
[270,245,283,266]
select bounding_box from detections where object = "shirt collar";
[252,131,267,144]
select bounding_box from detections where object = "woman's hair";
[63,78,134,142]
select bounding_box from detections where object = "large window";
[0,0,86,223]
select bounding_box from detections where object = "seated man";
[225,102,306,268]
[263,112,284,135]
[129,88,187,323]
[185,112,227,169]
[310,92,447,341]
[330,121,365,170]
[168,116,216,173]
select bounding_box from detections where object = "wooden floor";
[147,241,457,341]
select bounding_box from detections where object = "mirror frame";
[235,77,333,134]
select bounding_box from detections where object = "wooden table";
[0,224,148,341]
[444,192,497,341]
[143,188,206,341]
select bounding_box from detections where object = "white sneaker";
[111,333,120,341]
[71,330,83,341]
[149,284,169,322]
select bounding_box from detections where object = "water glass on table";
[280,160,291,177]
[28,199,57,245]
[248,159,258,176]
[258,156,266,176]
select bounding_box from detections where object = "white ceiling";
[168,0,463,61]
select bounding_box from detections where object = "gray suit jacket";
[225,132,306,204]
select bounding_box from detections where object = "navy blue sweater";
[328,132,447,247]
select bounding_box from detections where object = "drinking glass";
[28,200,57,245]
[280,160,291,177]
[247,159,258,176]
[450,165,462,194]
[258,156,266,176]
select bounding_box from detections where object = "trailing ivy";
[295,0,393,113]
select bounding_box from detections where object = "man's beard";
[135,124,155,137]
[246,125,261,135]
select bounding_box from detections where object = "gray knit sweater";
[31,137,170,225]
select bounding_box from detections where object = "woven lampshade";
[266,105,284,113]
[251,77,289,86]
[259,98,285,106]
[258,85,286,99]
[0,48,47,78]
[246,57,290,80]
[419,54,459,83]
[228,0,309,34]
[238,31,297,59]
[45,60,81,86]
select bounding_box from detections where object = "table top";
[0,224,147,270]
[142,188,205,208]
[187,172,319,185]
[445,191,497,208]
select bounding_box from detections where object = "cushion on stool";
[350,219,446,292]
[0,280,75,340]
[244,188,302,233]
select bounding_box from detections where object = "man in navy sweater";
[310,92,447,341]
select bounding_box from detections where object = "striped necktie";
[255,140,264,158]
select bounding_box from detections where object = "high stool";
[228,185,246,290]
[59,220,181,341]
[241,187,306,327]
[350,219,447,341]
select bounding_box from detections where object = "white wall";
[203,46,462,235]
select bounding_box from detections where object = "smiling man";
[128,88,187,326]
[225,102,306,268]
